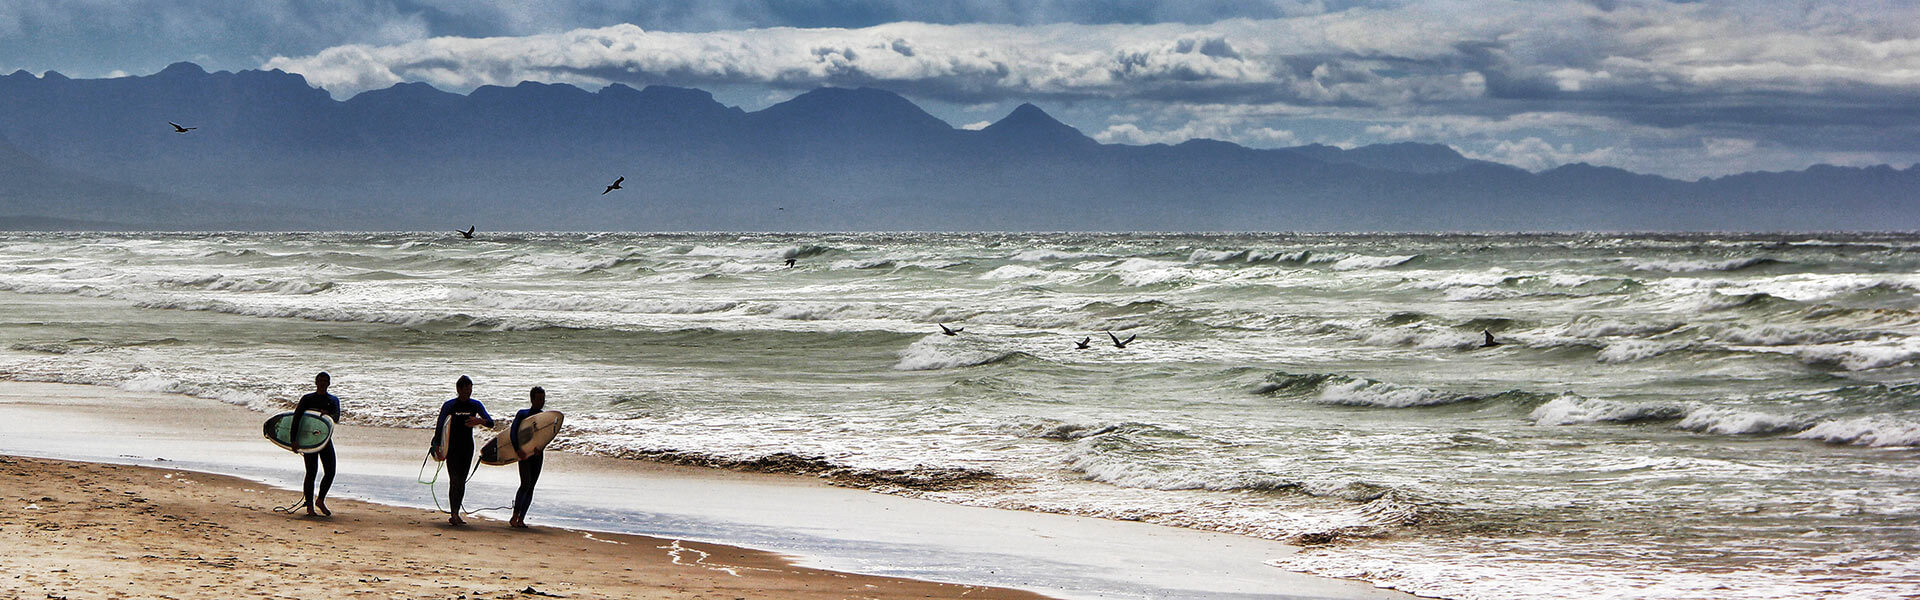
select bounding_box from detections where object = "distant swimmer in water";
[168,121,196,133]
[1107,331,1136,349]
[1074,337,1091,349]
[456,225,475,239]
[1481,330,1501,348]
[784,258,796,268]
[295,371,340,517]
[602,176,624,195]
[939,323,963,336]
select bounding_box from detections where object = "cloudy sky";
[5,0,1917,178]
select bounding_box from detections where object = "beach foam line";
[0,380,1419,600]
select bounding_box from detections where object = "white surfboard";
[479,411,563,466]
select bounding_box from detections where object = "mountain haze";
[0,63,1914,231]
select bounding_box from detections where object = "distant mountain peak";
[156,62,208,77]
[981,102,1094,148]
[756,86,951,134]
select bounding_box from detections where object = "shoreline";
[0,380,1421,600]
[0,454,1051,600]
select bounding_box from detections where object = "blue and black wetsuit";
[295,391,340,509]
[510,408,544,520]
[436,397,493,515]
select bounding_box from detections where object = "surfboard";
[262,411,334,454]
[479,411,564,466]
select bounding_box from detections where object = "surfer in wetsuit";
[296,371,340,516]
[508,386,548,528]
[435,375,494,525]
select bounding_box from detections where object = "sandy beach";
[0,454,1048,600]
[0,381,1420,600]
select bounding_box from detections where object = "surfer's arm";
[509,410,530,456]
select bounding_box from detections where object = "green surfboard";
[263,411,335,453]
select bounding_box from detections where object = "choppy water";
[1,232,1916,599]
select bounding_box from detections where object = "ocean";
[0,231,1915,599]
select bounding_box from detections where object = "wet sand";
[0,381,1422,600]
[0,454,1049,600]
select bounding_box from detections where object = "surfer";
[434,375,494,525]
[508,386,549,528]
[295,371,340,517]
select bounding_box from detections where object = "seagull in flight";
[1107,331,1136,349]
[603,176,624,195]
[169,121,196,133]
[1073,337,1091,350]
[456,226,475,239]
[939,323,964,336]
[1480,330,1501,348]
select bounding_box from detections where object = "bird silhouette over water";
[1073,337,1091,349]
[1107,331,1136,349]
[784,258,796,268]
[940,323,963,336]
[456,226,475,239]
[603,176,624,195]
[1480,330,1501,348]
[168,121,196,133]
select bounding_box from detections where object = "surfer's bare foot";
[509,518,527,528]
[305,503,317,517]
[449,515,466,526]
[316,501,331,516]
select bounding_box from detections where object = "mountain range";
[1,62,1914,231]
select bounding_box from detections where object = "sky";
[4,0,1918,179]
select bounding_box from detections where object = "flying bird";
[784,258,796,268]
[456,226,475,239]
[939,323,963,336]
[1073,337,1091,350]
[1107,331,1136,349]
[1480,330,1501,348]
[602,176,624,195]
[168,121,196,133]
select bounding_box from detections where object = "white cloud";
[241,1,1920,178]
[1702,137,1758,157]
[959,120,992,130]
[1095,119,1298,147]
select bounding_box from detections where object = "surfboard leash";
[418,450,512,516]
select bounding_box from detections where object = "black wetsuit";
[295,391,340,508]
[510,408,544,520]
[436,397,493,515]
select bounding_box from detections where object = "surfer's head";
[530,386,545,410]
[456,375,473,398]
[314,371,330,391]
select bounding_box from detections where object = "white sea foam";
[1792,341,1920,371]
[1790,417,1920,447]
[1530,395,1683,425]
[1327,254,1419,271]
[448,289,738,315]
[1596,339,1688,363]
[1010,249,1092,262]
[891,336,1016,370]
[980,265,1052,280]
[1314,378,1466,408]
[1622,256,1782,272]
[1674,406,1808,436]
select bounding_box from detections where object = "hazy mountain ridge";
[0,63,1913,231]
